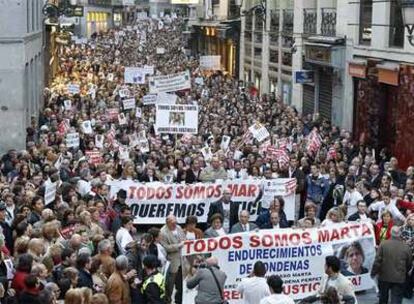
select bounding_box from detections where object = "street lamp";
[400,0,414,46]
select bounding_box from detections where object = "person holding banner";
[159,215,185,304]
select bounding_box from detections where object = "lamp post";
[400,0,414,46]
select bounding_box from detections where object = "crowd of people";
[0,12,414,304]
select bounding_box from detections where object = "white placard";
[200,55,221,70]
[95,134,104,149]
[155,104,198,134]
[248,122,270,142]
[119,88,130,98]
[148,71,191,94]
[124,67,146,84]
[118,113,127,125]
[44,181,57,205]
[220,135,231,151]
[136,107,142,118]
[123,98,136,110]
[64,100,72,110]
[156,92,177,105]
[66,132,80,148]
[194,77,204,85]
[67,83,80,94]
[82,120,93,134]
[142,94,157,105]
[156,47,165,54]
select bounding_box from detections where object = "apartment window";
[359,0,373,45]
[270,50,278,63]
[31,0,35,32]
[254,47,262,58]
[389,0,404,48]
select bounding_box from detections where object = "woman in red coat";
[375,210,394,245]
[11,253,33,295]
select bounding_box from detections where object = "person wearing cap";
[142,254,166,304]
[259,274,293,304]
[0,202,13,252]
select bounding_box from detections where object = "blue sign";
[294,70,314,84]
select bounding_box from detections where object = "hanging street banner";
[148,71,191,94]
[106,178,296,224]
[155,104,198,134]
[182,222,376,303]
[200,55,221,70]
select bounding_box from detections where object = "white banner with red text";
[182,222,376,302]
[106,179,296,224]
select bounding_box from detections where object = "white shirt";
[215,227,226,236]
[115,227,133,255]
[237,277,270,304]
[344,190,363,216]
[228,169,248,179]
[260,294,294,304]
[368,200,405,222]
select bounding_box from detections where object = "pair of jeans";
[378,280,404,304]
[165,266,182,304]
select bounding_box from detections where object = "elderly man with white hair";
[159,214,186,304]
[187,257,227,304]
[230,209,258,233]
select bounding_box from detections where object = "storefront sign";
[378,65,399,86]
[294,70,314,84]
[348,63,367,79]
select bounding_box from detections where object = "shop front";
[302,37,345,121]
[191,20,240,77]
[351,59,414,169]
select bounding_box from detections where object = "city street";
[1,0,414,304]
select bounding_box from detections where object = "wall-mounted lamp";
[400,0,414,46]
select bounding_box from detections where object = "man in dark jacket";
[207,189,239,233]
[371,226,412,304]
[347,200,369,222]
[76,252,94,290]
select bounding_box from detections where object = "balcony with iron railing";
[321,7,337,36]
[303,8,317,35]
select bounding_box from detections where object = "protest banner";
[220,135,231,151]
[119,88,131,98]
[44,181,57,205]
[182,222,376,303]
[135,107,142,118]
[156,92,177,105]
[123,98,136,110]
[248,122,270,142]
[143,65,154,75]
[142,94,157,105]
[66,132,80,148]
[67,83,80,94]
[200,55,221,70]
[107,178,296,225]
[124,67,146,84]
[155,104,198,134]
[148,71,191,94]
